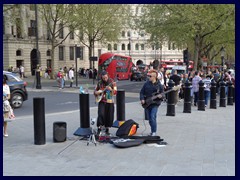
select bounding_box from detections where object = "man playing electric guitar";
[140,69,164,136]
[94,70,117,135]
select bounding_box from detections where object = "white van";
[171,65,187,75]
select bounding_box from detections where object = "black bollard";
[117,90,125,121]
[183,80,191,113]
[33,97,45,145]
[198,80,205,111]
[74,94,92,136]
[219,81,226,107]
[166,80,175,116]
[36,70,42,89]
[210,79,217,109]
[227,81,233,105]
[232,86,235,103]
[113,90,125,127]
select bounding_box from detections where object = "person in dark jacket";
[140,69,164,136]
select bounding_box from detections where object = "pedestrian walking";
[192,71,202,106]
[69,68,74,88]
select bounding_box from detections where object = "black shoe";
[97,128,101,135]
[194,103,197,106]
[105,128,110,135]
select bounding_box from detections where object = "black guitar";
[142,86,180,109]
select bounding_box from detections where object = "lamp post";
[35,4,41,89]
[128,37,131,56]
[75,44,78,87]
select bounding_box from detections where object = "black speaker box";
[53,122,67,142]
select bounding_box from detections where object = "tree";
[70,4,131,68]
[141,4,235,70]
[39,4,75,78]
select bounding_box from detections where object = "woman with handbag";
[3,75,11,137]
[3,75,15,137]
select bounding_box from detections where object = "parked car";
[3,71,28,108]
[130,71,146,81]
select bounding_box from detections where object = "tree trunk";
[50,41,56,79]
[194,35,200,71]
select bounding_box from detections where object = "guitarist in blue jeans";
[140,69,164,136]
[94,71,117,135]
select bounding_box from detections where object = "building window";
[46,50,51,56]
[98,49,102,58]
[69,47,74,60]
[114,44,117,50]
[70,31,74,39]
[79,47,84,60]
[69,27,74,39]
[127,43,131,50]
[47,28,51,40]
[59,46,64,61]
[16,18,22,38]
[127,31,131,37]
[141,44,144,50]
[172,43,175,50]
[135,44,139,50]
[16,50,22,56]
[152,45,155,50]
[59,23,64,39]
[28,20,36,36]
[168,42,171,50]
[122,31,125,37]
[108,44,112,51]
[122,44,125,50]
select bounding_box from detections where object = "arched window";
[122,31,125,37]
[108,44,112,51]
[135,43,139,50]
[141,44,144,50]
[122,44,125,50]
[127,43,131,50]
[16,50,21,56]
[114,44,117,50]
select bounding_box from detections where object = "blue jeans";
[204,90,210,106]
[145,105,159,133]
[194,92,199,104]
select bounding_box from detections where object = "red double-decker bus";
[160,59,194,71]
[98,53,134,80]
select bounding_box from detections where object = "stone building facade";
[3,4,183,77]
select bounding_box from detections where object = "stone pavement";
[3,93,235,176]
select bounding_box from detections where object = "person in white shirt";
[157,67,165,86]
[68,68,74,88]
[20,65,25,78]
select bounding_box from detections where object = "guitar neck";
[151,88,174,100]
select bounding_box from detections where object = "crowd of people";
[157,67,235,107]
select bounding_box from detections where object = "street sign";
[90,56,98,61]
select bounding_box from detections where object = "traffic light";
[183,49,189,64]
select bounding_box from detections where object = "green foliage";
[141,4,235,69]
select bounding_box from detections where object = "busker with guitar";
[140,69,164,136]
[94,70,117,135]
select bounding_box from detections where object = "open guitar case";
[110,136,167,148]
